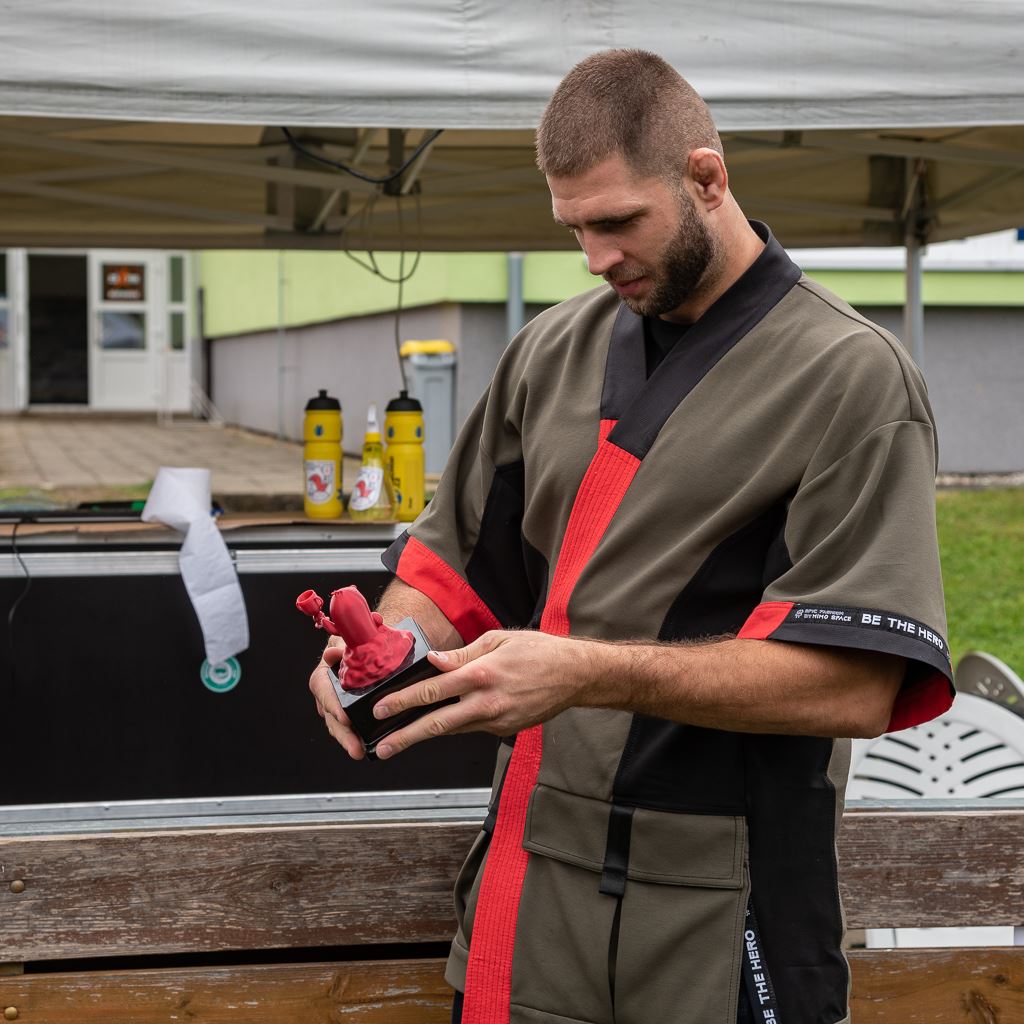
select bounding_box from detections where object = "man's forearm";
[376,577,462,652]
[370,627,909,758]
[578,636,905,738]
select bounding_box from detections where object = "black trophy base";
[327,617,447,758]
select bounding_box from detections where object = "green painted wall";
[200,250,1024,337]
[805,270,1024,307]
[201,250,508,337]
[522,251,597,304]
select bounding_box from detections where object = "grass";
[0,484,153,507]
[937,488,1024,676]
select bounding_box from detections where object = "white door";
[89,251,165,410]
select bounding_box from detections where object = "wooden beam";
[848,947,1024,1023]
[0,950,1019,1023]
[0,821,472,961]
[1,809,1021,962]
[840,807,1024,930]
[0,959,452,1024]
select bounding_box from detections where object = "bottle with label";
[349,403,395,521]
[303,389,343,519]
[385,389,425,522]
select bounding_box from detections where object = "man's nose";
[581,234,623,277]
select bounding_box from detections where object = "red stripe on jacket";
[886,673,954,732]
[461,420,641,1024]
[737,600,795,639]
[394,535,502,644]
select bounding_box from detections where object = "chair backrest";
[849,692,1024,799]
[956,650,1024,719]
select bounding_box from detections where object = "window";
[167,253,187,351]
[169,255,184,304]
[169,311,185,351]
[99,311,146,350]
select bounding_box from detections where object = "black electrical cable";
[6,518,32,693]
[281,126,444,186]
[341,190,423,284]
[393,194,409,392]
[338,191,420,391]
[283,127,428,390]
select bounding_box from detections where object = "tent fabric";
[2,1,1022,130]
[0,2,1022,250]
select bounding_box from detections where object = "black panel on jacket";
[660,499,791,642]
[465,459,548,629]
[612,500,791,813]
[606,223,803,460]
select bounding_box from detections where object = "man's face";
[548,153,717,319]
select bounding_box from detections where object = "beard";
[606,193,718,318]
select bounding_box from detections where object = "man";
[310,50,952,1024]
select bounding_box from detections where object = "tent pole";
[902,159,927,370]
[903,230,925,369]
[277,251,287,440]
[506,252,525,341]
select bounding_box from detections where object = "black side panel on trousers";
[743,735,849,1023]
[613,501,791,813]
[465,459,548,629]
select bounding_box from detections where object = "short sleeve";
[381,353,546,644]
[738,415,953,732]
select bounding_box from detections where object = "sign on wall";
[103,263,146,301]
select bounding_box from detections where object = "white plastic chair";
[848,689,1024,947]
[956,650,1024,720]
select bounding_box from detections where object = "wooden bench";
[1,802,1021,1022]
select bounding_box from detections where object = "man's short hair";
[536,49,723,183]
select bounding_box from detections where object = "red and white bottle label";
[305,460,336,504]
[349,466,384,511]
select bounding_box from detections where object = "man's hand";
[307,578,463,761]
[370,630,587,759]
[309,639,366,760]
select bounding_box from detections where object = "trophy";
[295,585,448,757]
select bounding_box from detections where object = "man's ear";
[687,148,728,211]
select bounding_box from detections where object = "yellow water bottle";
[385,390,425,522]
[349,403,394,521]
[303,389,343,519]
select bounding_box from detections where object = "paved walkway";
[0,414,359,506]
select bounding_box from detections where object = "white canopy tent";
[1,1,1023,364]
[0,0,1022,250]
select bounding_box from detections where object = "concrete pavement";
[0,414,360,508]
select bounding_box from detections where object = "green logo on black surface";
[200,657,242,693]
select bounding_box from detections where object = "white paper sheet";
[142,467,249,666]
